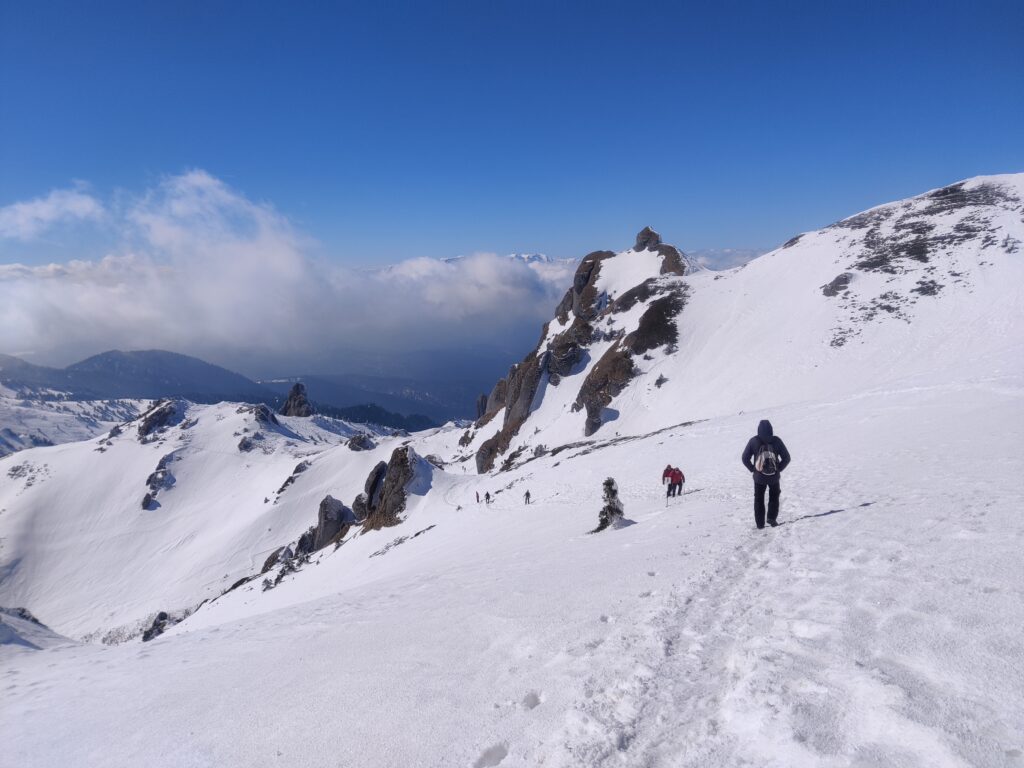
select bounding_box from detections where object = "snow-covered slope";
[0,399,396,641]
[0,387,142,457]
[2,174,1023,767]
[466,174,1024,472]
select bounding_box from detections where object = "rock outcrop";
[573,342,636,436]
[635,226,662,251]
[279,382,314,417]
[311,495,355,550]
[137,400,184,441]
[362,446,428,532]
[474,229,691,471]
[347,433,376,452]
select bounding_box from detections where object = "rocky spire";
[635,226,662,251]
[279,382,314,417]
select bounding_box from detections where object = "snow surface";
[0,394,142,457]
[2,174,1023,766]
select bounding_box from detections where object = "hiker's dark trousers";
[754,479,780,528]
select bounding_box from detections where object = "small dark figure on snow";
[484,491,491,505]
[476,491,480,504]
[741,419,791,528]
[524,490,531,505]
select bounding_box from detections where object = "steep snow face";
[473,174,1024,472]
[0,401,395,641]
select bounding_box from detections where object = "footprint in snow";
[522,691,542,710]
[474,743,509,767]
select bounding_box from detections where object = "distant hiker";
[484,492,491,505]
[741,419,791,529]
[524,490,531,505]
[670,467,685,497]
[662,464,673,487]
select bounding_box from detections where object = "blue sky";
[2,0,1022,265]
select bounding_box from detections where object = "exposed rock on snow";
[624,288,686,355]
[279,382,314,417]
[362,446,430,531]
[574,343,636,436]
[312,495,355,551]
[822,272,853,297]
[635,226,662,251]
[476,231,691,468]
[347,432,375,452]
[137,399,184,441]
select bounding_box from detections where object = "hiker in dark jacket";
[741,419,791,528]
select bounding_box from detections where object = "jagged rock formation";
[475,393,488,420]
[279,382,314,417]
[362,446,426,531]
[137,400,183,440]
[475,229,691,470]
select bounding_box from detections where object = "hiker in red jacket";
[662,465,673,496]
[669,467,685,497]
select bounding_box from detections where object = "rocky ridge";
[475,228,691,471]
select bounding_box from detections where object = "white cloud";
[0,185,105,240]
[0,171,574,376]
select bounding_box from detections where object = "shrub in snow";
[591,477,624,533]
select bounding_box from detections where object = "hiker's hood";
[757,420,774,441]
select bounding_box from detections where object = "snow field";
[3,377,1022,767]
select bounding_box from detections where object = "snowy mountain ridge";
[2,173,1023,767]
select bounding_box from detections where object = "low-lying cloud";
[0,171,575,378]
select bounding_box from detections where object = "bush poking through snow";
[591,477,624,533]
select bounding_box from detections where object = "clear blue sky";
[2,0,1022,263]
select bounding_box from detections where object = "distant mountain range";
[0,350,439,430]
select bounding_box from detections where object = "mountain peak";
[635,226,662,251]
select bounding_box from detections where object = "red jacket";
[670,469,684,484]
[662,467,673,482]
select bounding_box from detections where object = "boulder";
[312,495,354,550]
[279,382,314,417]
[348,433,376,451]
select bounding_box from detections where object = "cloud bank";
[0,171,575,378]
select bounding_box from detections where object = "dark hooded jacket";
[741,420,791,483]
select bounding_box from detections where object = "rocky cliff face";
[475,229,691,471]
[279,382,314,417]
